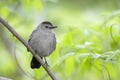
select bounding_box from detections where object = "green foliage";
[0,0,120,80]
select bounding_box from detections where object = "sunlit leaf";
[65,56,74,75]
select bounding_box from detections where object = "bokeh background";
[0,0,120,80]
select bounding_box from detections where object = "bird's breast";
[33,32,56,57]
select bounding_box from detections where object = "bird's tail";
[31,56,42,69]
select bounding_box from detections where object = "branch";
[0,17,58,80]
[0,77,12,80]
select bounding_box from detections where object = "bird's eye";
[45,26,48,28]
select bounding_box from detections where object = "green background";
[0,0,120,80]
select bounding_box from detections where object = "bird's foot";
[44,58,49,67]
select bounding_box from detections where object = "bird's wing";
[28,29,37,43]
[27,29,38,51]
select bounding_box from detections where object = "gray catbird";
[28,21,57,69]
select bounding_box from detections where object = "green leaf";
[65,56,74,75]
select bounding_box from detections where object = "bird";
[28,21,57,69]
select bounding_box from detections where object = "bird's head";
[38,21,57,31]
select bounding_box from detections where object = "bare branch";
[0,17,58,80]
[0,77,12,80]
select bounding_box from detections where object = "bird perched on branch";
[28,21,57,69]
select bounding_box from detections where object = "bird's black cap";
[42,21,53,26]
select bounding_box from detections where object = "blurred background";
[0,0,120,80]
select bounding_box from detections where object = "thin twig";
[110,24,118,47]
[0,77,12,80]
[0,17,58,80]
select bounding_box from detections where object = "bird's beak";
[50,26,57,29]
